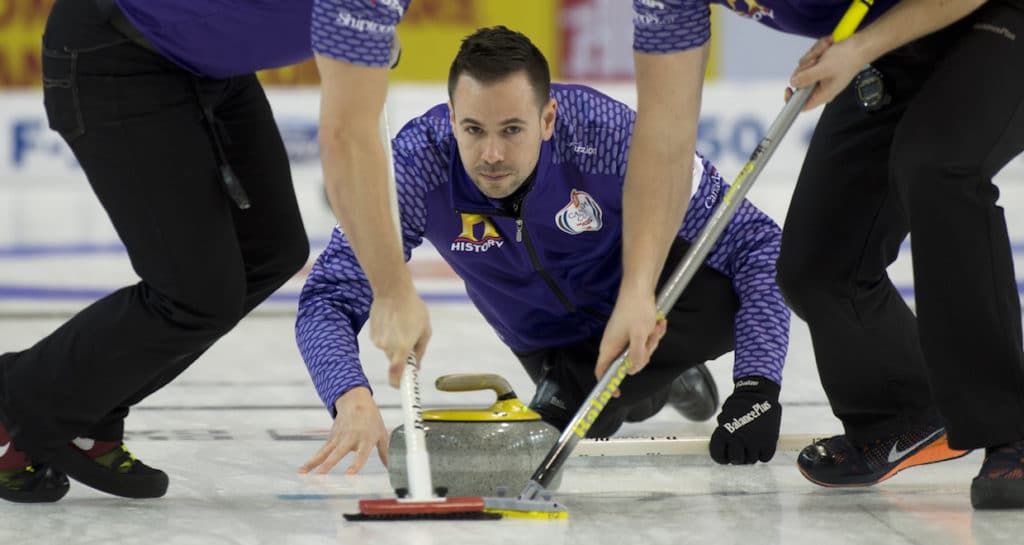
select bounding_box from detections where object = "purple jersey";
[633,0,900,52]
[115,0,409,78]
[295,84,790,414]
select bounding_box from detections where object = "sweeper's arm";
[300,386,389,475]
[682,164,789,465]
[294,112,447,474]
[294,227,393,475]
[788,0,988,111]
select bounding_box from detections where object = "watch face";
[855,65,891,112]
[857,75,883,106]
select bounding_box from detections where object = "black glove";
[709,376,781,465]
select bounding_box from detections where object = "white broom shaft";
[572,433,823,457]
[400,356,434,499]
[381,105,435,501]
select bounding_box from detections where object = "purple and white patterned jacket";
[632,0,898,53]
[296,84,790,414]
[116,0,410,78]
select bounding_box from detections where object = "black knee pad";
[528,377,576,431]
[529,375,628,438]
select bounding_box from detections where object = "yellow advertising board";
[388,0,559,82]
[0,0,712,87]
[265,0,560,85]
[0,0,53,87]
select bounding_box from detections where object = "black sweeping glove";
[709,376,781,465]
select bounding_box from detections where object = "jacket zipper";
[510,194,576,314]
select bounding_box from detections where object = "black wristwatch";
[854,64,892,112]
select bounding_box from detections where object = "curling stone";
[388,373,561,497]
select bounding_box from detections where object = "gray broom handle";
[519,0,872,499]
[520,87,810,500]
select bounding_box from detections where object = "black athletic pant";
[0,0,308,459]
[516,238,739,437]
[777,0,1024,449]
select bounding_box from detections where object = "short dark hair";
[447,26,551,109]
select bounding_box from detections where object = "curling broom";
[506,0,876,513]
[344,51,500,519]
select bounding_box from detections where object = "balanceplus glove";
[709,376,781,465]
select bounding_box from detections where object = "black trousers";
[777,0,1024,449]
[0,0,308,459]
[516,238,739,437]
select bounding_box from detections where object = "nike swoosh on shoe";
[887,429,943,463]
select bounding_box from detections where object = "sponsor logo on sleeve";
[335,11,396,35]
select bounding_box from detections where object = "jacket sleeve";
[633,0,711,54]
[680,155,790,385]
[310,0,406,67]
[295,113,441,416]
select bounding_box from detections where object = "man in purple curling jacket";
[295,27,791,476]
[627,0,1024,508]
[0,0,429,503]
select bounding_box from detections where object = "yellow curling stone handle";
[426,373,544,422]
